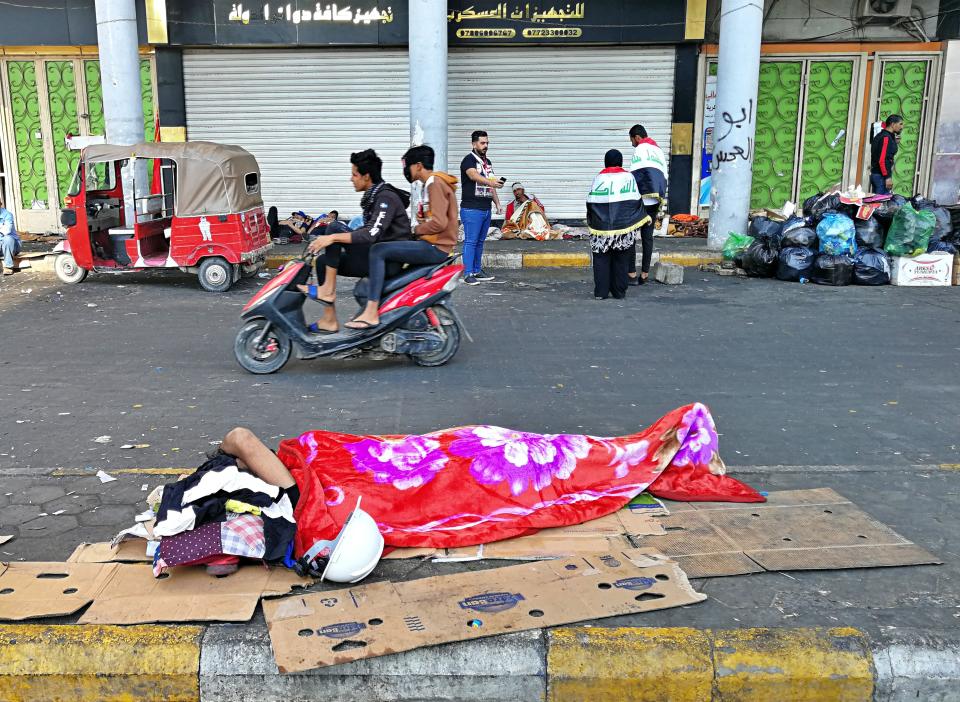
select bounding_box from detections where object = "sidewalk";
[265,236,720,271]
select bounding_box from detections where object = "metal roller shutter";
[183,46,676,220]
[183,49,410,218]
[448,47,676,219]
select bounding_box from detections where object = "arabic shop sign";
[165,0,687,46]
[228,3,394,25]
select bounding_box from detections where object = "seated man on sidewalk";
[501,183,555,240]
[0,196,20,276]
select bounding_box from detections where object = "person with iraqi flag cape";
[586,149,651,299]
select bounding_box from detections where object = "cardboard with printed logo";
[264,549,705,672]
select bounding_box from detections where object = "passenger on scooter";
[297,149,413,333]
[347,145,458,330]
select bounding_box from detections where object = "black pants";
[368,240,448,303]
[593,248,632,299]
[628,203,659,276]
[315,239,403,290]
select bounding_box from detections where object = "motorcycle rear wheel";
[410,307,461,367]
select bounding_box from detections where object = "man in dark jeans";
[626,123,667,285]
[459,130,504,285]
[296,149,412,333]
[870,114,903,195]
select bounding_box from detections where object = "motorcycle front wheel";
[235,319,292,374]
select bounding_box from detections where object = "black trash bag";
[811,253,854,286]
[911,196,938,211]
[802,193,823,217]
[780,215,806,236]
[929,207,953,243]
[852,249,891,286]
[927,239,957,254]
[810,194,842,221]
[775,246,816,282]
[749,216,783,243]
[781,226,818,248]
[854,218,884,250]
[873,194,907,226]
[741,239,779,277]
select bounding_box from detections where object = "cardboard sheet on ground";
[386,507,666,561]
[0,561,310,623]
[0,536,13,546]
[67,540,153,563]
[264,548,705,672]
[633,488,940,578]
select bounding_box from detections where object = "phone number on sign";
[521,28,582,38]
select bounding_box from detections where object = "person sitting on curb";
[346,144,457,330]
[501,183,554,240]
[296,149,413,333]
[0,196,20,276]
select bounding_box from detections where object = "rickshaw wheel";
[54,253,88,285]
[198,256,233,293]
[235,319,291,374]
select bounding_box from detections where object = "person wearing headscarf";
[586,149,651,299]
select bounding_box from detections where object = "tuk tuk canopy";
[81,141,264,217]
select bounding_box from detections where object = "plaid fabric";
[221,513,266,558]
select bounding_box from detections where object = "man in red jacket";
[870,114,903,195]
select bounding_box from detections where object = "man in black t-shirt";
[459,130,504,285]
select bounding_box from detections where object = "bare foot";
[345,314,380,330]
[309,318,339,333]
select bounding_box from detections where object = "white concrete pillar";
[408,0,448,171]
[707,0,763,250]
[95,0,146,223]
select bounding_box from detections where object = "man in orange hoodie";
[346,144,458,330]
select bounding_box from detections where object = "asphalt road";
[1,266,958,475]
[1,266,959,634]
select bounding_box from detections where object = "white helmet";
[320,497,384,584]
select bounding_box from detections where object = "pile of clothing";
[115,453,297,577]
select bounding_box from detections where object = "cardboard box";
[0,561,309,623]
[890,252,954,286]
[264,549,705,672]
[634,488,940,578]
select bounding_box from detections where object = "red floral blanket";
[277,403,763,557]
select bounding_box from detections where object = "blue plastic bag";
[817,212,856,256]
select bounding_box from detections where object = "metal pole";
[408,0,448,171]
[707,0,763,251]
[95,0,146,224]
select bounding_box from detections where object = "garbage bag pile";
[738,192,956,287]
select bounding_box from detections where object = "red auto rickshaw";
[56,141,272,292]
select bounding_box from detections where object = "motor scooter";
[234,250,468,374]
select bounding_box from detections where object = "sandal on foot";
[302,284,335,306]
[345,319,380,331]
[308,322,337,334]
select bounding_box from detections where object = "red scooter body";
[235,255,467,373]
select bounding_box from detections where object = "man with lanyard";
[870,114,903,195]
[627,123,667,285]
[0,195,20,276]
[459,130,504,285]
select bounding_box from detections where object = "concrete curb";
[3,624,959,701]
[264,250,720,271]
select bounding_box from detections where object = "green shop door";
[747,58,858,211]
[872,58,935,195]
[1,56,155,232]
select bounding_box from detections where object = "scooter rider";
[297,149,413,333]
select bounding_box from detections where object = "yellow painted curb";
[0,624,202,702]
[522,252,592,267]
[713,627,873,701]
[548,627,713,702]
[265,255,292,269]
[548,627,873,702]
[661,252,722,266]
